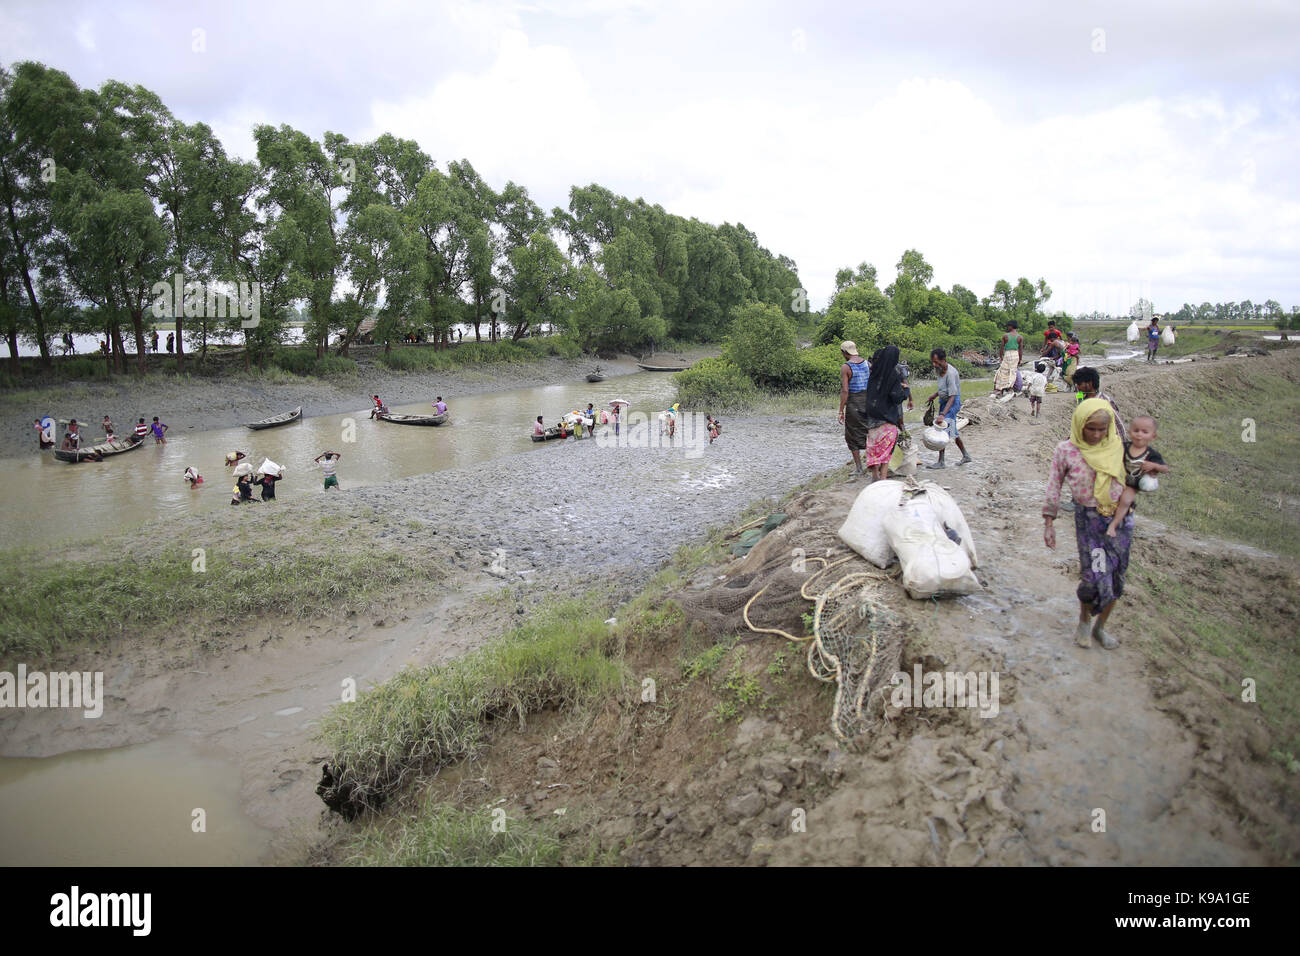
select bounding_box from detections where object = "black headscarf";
[863,345,908,427]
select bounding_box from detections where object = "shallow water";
[0,736,270,865]
[1,372,678,547]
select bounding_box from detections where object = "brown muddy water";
[0,736,270,865]
[2,372,678,547]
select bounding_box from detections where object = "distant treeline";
[1077,297,1300,328]
[0,61,800,374]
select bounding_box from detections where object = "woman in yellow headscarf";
[1043,399,1130,649]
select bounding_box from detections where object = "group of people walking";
[838,330,1170,652]
[838,340,971,480]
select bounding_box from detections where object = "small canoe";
[637,363,690,372]
[54,435,144,463]
[531,427,569,442]
[245,406,303,430]
[376,411,448,426]
[586,373,605,383]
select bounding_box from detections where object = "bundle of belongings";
[837,478,980,599]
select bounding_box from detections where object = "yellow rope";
[741,585,813,644]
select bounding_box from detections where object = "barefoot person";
[861,344,911,481]
[924,348,972,468]
[1145,316,1161,363]
[1043,399,1130,649]
[994,321,1022,396]
[837,340,871,479]
[1106,415,1170,537]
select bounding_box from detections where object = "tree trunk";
[2,169,50,368]
[131,308,148,375]
[110,323,127,374]
[175,316,185,371]
[5,328,18,375]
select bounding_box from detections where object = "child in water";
[1106,415,1170,538]
[184,466,203,488]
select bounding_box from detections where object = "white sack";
[257,458,283,477]
[1161,326,1175,345]
[837,479,905,569]
[233,462,254,477]
[1127,320,1140,343]
[882,492,980,599]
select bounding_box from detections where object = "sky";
[2,0,1297,313]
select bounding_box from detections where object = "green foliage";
[272,347,356,377]
[778,343,843,392]
[672,357,758,411]
[376,337,578,372]
[725,302,797,385]
[58,357,108,380]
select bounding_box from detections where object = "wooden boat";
[245,405,303,430]
[530,426,571,442]
[586,373,605,382]
[376,411,448,426]
[637,363,690,372]
[54,434,144,463]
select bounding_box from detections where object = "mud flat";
[306,351,1300,866]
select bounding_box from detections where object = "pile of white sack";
[837,479,980,599]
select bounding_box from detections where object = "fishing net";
[677,490,903,743]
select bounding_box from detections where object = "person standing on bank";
[994,321,1022,396]
[924,348,972,468]
[1043,399,1130,649]
[837,341,871,480]
[861,344,912,481]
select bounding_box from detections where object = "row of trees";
[0,61,801,375]
[816,249,1061,356]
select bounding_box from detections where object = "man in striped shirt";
[314,450,342,490]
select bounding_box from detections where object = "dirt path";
[405,353,1294,866]
[760,360,1293,864]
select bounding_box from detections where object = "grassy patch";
[0,518,442,663]
[1138,372,1300,560]
[1130,560,1299,758]
[377,338,581,372]
[338,803,608,866]
[317,599,624,815]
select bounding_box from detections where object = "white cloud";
[74,19,95,52]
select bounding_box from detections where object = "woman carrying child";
[1043,399,1132,650]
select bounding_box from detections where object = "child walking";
[1106,415,1169,537]
[1024,361,1048,417]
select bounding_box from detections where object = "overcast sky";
[3,0,1297,313]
